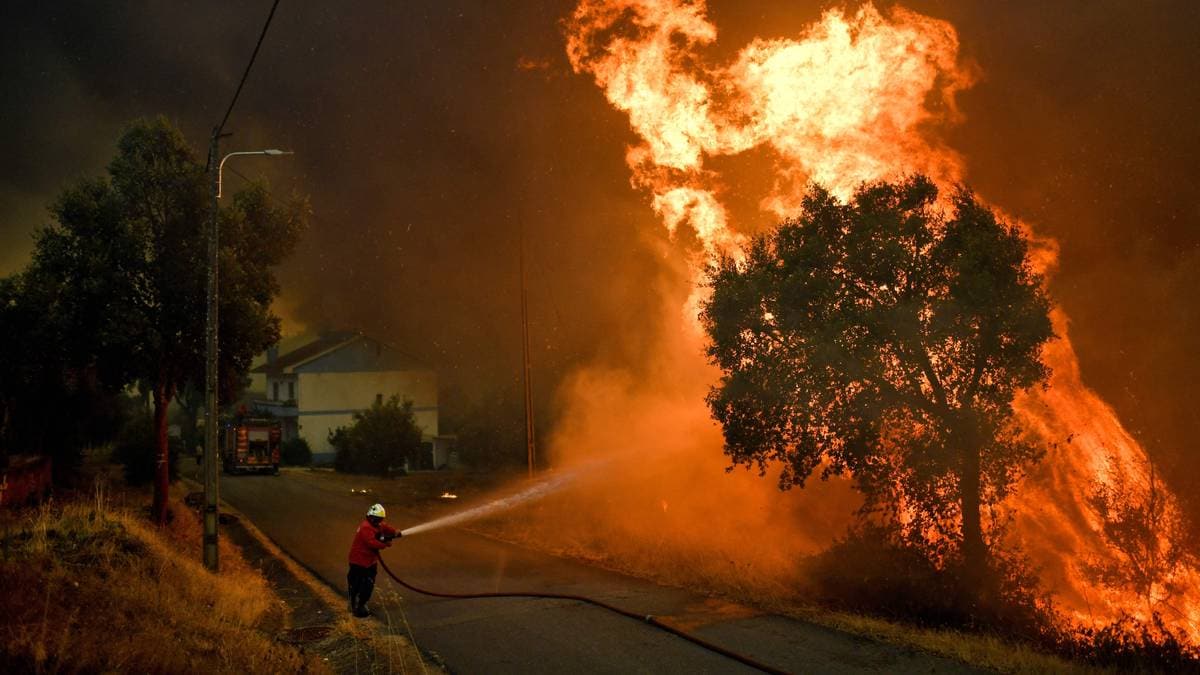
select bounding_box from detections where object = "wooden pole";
[520,221,535,478]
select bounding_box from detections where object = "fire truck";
[220,414,281,475]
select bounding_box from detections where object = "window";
[272,382,279,400]
[376,393,383,406]
[288,382,295,401]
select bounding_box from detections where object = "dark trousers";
[347,563,377,611]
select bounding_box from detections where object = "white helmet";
[367,503,386,518]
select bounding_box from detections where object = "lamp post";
[203,139,293,571]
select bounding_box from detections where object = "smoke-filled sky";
[3,2,1198,505]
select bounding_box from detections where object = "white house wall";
[296,370,438,453]
[265,374,298,403]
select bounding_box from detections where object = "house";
[250,331,449,466]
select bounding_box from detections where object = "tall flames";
[534,0,1198,640]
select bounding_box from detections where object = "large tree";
[702,175,1053,577]
[29,117,305,524]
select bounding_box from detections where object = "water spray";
[399,465,588,537]
[376,457,787,672]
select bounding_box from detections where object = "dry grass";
[0,481,324,674]
[773,603,1104,674]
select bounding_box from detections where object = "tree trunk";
[960,436,986,582]
[151,379,173,526]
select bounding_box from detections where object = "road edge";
[180,477,447,673]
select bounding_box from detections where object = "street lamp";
[217,149,293,197]
[203,145,293,572]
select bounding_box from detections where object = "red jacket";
[348,518,397,567]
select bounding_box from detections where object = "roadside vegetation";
[329,395,424,476]
[1,437,438,674]
[0,116,306,523]
[0,466,317,672]
[280,436,313,467]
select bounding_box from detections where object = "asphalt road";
[213,469,981,674]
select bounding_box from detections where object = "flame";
[563,0,1197,640]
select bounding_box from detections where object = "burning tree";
[1084,452,1197,614]
[702,176,1053,579]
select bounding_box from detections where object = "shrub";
[112,412,180,486]
[330,396,423,476]
[279,437,312,466]
[1069,613,1200,672]
[800,524,1054,640]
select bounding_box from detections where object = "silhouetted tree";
[330,396,424,476]
[0,271,124,474]
[1084,452,1197,613]
[28,117,305,524]
[702,176,1053,579]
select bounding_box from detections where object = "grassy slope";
[0,482,321,673]
[776,604,1099,674]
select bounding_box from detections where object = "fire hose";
[377,555,789,675]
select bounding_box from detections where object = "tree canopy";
[21,117,305,523]
[702,175,1054,573]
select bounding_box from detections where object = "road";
[214,469,981,674]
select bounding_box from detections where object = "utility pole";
[202,144,290,572]
[203,130,223,572]
[519,221,536,479]
[200,0,283,573]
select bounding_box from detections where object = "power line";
[217,0,283,135]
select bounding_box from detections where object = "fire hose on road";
[377,555,789,675]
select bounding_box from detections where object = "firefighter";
[347,503,400,617]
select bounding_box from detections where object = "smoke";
[4,0,1200,626]
[501,0,1200,638]
[489,303,860,597]
[4,2,1199,486]
[489,0,949,598]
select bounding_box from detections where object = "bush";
[330,396,423,476]
[1069,613,1200,672]
[279,437,312,467]
[112,413,180,486]
[800,524,1053,640]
